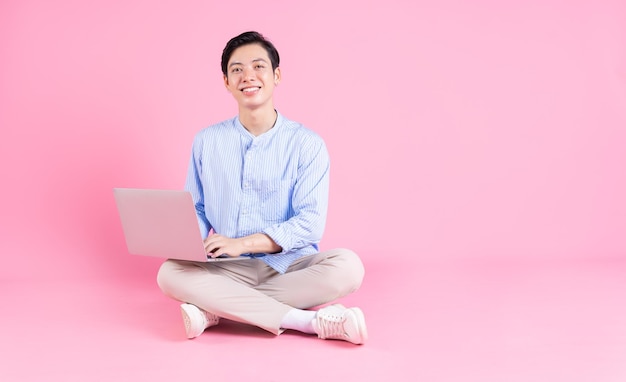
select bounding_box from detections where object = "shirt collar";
[235,111,284,140]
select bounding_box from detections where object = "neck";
[238,104,277,136]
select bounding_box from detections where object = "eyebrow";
[228,58,269,68]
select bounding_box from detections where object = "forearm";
[240,233,282,254]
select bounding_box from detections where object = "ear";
[223,74,231,91]
[274,67,281,85]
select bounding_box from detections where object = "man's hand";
[203,233,282,258]
[204,234,245,258]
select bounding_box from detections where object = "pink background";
[1,1,626,381]
[2,0,624,281]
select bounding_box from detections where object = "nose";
[242,66,255,81]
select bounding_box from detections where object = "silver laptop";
[113,188,257,262]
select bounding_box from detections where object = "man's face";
[224,43,280,110]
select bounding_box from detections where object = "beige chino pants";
[156,248,365,335]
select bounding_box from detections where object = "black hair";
[221,31,280,75]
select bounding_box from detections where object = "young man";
[156,31,367,344]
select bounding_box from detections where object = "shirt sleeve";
[184,133,212,239]
[262,134,330,253]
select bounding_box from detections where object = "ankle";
[280,308,316,334]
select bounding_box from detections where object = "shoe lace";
[205,311,219,326]
[317,312,345,339]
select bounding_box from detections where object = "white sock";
[280,308,317,334]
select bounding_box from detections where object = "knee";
[333,248,365,293]
[156,259,179,295]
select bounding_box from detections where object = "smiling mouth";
[241,87,260,93]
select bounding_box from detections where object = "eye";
[255,64,265,69]
[231,67,242,73]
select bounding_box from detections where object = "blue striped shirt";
[185,112,330,274]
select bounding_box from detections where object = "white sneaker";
[180,303,219,339]
[312,304,368,345]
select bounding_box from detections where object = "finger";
[205,235,225,250]
[203,240,213,253]
[204,235,218,246]
[213,246,233,258]
[205,241,221,255]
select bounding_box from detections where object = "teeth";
[242,87,260,93]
